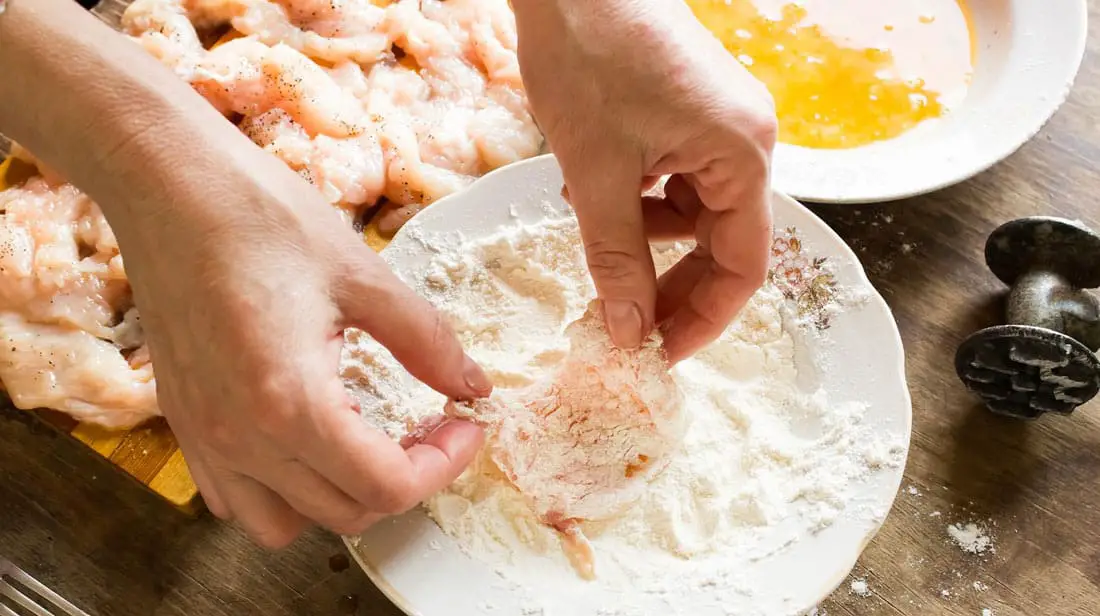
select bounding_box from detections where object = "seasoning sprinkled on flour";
[342,212,905,615]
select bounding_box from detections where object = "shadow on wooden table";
[937,290,1039,509]
[939,287,1100,571]
[0,404,186,614]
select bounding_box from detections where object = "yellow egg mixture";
[689,0,975,149]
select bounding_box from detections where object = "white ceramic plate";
[344,155,913,616]
[776,0,1088,203]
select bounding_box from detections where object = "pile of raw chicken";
[0,0,542,427]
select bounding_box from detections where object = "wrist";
[510,0,684,54]
[0,0,255,230]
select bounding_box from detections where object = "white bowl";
[775,0,1088,203]
[344,154,913,616]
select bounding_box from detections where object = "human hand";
[103,120,490,547]
[512,0,777,362]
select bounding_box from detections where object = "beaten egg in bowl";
[689,0,976,149]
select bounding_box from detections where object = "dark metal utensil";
[0,557,93,616]
[955,216,1100,419]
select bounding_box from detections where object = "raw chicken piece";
[421,0,524,90]
[122,0,207,74]
[0,314,157,428]
[0,179,129,340]
[0,179,156,427]
[385,0,541,181]
[240,108,386,217]
[375,111,478,205]
[360,56,537,211]
[448,304,687,579]
[119,0,541,233]
[231,0,393,65]
[192,38,370,137]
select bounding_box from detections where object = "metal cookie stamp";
[955,217,1100,419]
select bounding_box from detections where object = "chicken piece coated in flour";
[447,304,687,579]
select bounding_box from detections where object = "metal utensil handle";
[0,558,92,616]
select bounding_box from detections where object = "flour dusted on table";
[948,522,993,555]
[341,212,904,615]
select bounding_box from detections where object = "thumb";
[564,159,657,349]
[337,252,492,400]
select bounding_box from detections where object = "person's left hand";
[512,0,777,362]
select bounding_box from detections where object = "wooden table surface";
[4,4,1100,616]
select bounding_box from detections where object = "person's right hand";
[513,0,777,363]
[102,116,490,547]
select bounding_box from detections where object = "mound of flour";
[341,213,904,615]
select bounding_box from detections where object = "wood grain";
[1,0,1099,615]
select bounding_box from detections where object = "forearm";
[0,0,241,226]
[510,0,694,61]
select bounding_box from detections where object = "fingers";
[642,174,704,241]
[642,197,693,240]
[651,175,717,322]
[250,457,375,536]
[168,411,232,520]
[659,205,771,362]
[694,177,773,289]
[403,419,485,497]
[660,259,757,363]
[656,170,772,362]
[335,251,491,400]
[179,443,231,520]
[564,158,657,349]
[288,247,485,535]
[655,245,711,323]
[302,401,483,515]
[215,468,311,549]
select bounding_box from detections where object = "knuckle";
[202,420,239,454]
[327,511,376,536]
[727,104,777,154]
[253,525,300,550]
[204,499,232,521]
[373,476,421,515]
[715,104,777,158]
[745,260,769,290]
[585,240,646,287]
[427,309,456,352]
[252,373,308,440]
[750,111,779,152]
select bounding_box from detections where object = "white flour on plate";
[342,213,904,615]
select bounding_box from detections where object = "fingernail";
[603,299,644,349]
[462,355,493,397]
